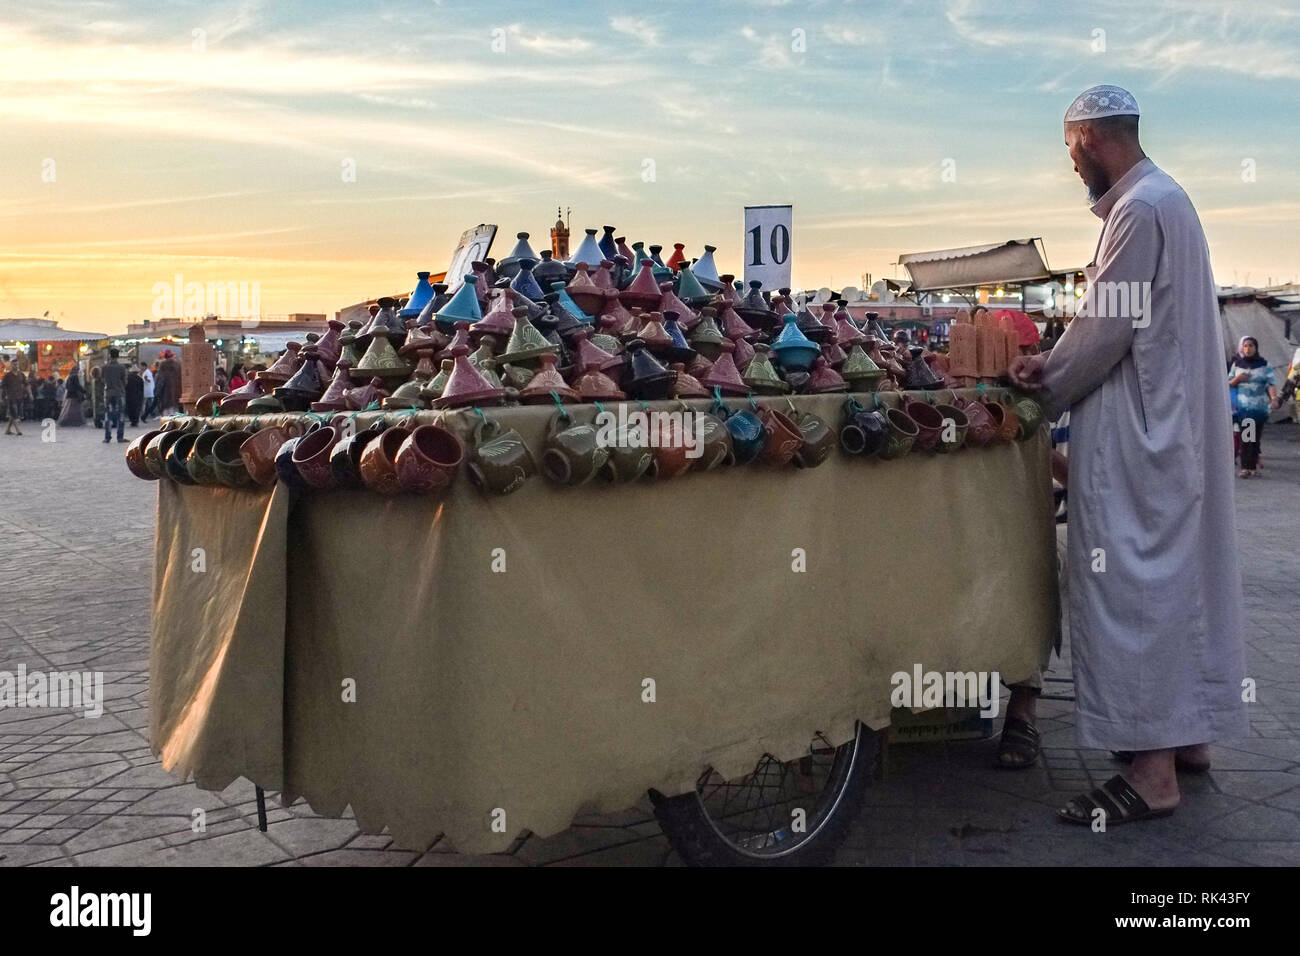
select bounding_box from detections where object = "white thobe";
[1042,158,1248,750]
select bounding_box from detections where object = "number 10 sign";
[743,204,792,291]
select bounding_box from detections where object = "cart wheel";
[651,722,878,866]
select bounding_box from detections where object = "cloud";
[609,16,660,46]
[821,25,873,46]
[738,25,798,69]
[507,24,593,55]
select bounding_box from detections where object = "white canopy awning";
[898,239,1052,292]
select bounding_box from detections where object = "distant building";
[117,313,330,367]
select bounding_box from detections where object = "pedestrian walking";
[3,363,25,435]
[25,369,38,420]
[38,376,57,420]
[101,348,127,443]
[57,367,86,427]
[229,364,247,391]
[154,350,181,416]
[140,362,155,421]
[1009,85,1246,826]
[90,366,105,428]
[1228,336,1279,478]
[125,364,144,427]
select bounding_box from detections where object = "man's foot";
[1238,469,1251,478]
[1057,772,1178,827]
[1113,743,1211,774]
[103,437,111,443]
[1174,743,1211,773]
[995,685,1040,769]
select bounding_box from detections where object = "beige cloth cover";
[150,391,1058,853]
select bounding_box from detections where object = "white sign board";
[445,224,498,291]
[743,204,792,291]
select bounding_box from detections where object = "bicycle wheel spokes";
[692,733,851,856]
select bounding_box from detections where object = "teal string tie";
[593,400,606,416]
[551,391,569,418]
[747,392,758,411]
[364,399,381,411]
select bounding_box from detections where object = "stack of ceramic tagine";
[211,228,963,417]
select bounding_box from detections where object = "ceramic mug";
[144,427,185,479]
[932,404,970,453]
[645,412,694,480]
[904,400,945,453]
[759,406,804,466]
[839,398,887,457]
[212,430,254,487]
[693,412,734,469]
[542,412,609,486]
[792,410,835,468]
[600,426,654,483]
[359,425,412,496]
[164,432,200,484]
[878,407,919,461]
[240,424,297,487]
[1010,394,1045,440]
[466,418,535,495]
[291,424,343,490]
[330,420,385,489]
[395,423,463,493]
[723,407,765,465]
[955,397,997,447]
[126,428,165,480]
[275,435,309,490]
[982,400,1018,443]
[186,429,224,485]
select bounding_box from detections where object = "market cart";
[144,389,1058,865]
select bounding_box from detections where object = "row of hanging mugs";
[124,388,1044,496]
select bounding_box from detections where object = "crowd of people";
[1,348,184,440]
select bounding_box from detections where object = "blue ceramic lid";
[434,275,483,325]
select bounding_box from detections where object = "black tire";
[652,722,878,867]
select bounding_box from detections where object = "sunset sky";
[1,0,1297,334]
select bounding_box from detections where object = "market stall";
[132,239,1059,860]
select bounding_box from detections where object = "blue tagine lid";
[770,313,821,371]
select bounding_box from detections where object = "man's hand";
[1050,450,1069,487]
[1008,353,1047,392]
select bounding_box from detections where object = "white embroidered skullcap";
[1064,85,1139,122]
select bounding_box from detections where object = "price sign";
[743,205,792,291]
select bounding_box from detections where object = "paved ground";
[1,416,1296,866]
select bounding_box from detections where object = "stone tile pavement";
[0,417,1296,866]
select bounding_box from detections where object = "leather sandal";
[995,716,1040,770]
[1058,774,1175,826]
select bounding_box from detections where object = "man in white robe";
[1010,86,1248,825]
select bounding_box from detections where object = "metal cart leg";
[255,785,268,832]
